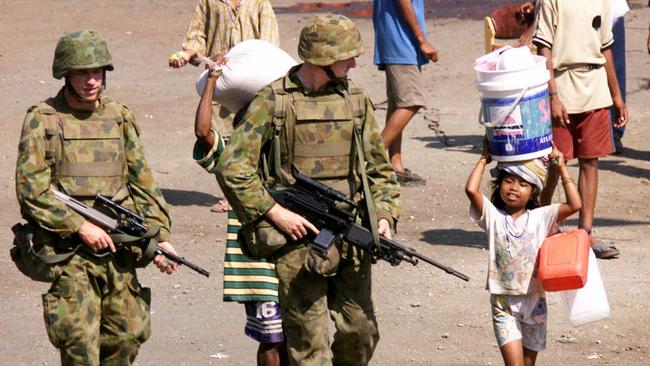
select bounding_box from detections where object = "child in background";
[169,0,279,213]
[465,146,581,366]
[192,58,288,366]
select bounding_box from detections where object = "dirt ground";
[1,1,649,365]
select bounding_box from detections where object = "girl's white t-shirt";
[470,195,560,295]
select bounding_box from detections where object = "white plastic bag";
[195,39,298,113]
[561,249,611,326]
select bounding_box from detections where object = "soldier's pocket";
[238,218,288,259]
[126,279,152,344]
[304,242,341,278]
[42,283,83,349]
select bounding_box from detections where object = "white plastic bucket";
[475,51,552,162]
[561,249,611,327]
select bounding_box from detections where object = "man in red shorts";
[533,0,628,259]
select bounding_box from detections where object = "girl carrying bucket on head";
[465,143,581,366]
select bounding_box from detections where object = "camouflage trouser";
[42,250,151,366]
[274,243,379,366]
[211,101,234,137]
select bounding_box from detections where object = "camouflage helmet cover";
[52,30,114,79]
[298,14,364,66]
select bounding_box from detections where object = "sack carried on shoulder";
[10,222,77,283]
[538,229,590,291]
[237,217,288,259]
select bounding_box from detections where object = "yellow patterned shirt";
[181,0,279,62]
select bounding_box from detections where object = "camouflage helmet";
[298,14,364,66]
[52,30,114,79]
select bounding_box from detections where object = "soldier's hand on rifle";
[79,220,116,253]
[377,218,392,240]
[266,203,319,241]
[154,242,178,275]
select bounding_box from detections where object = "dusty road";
[1,1,649,365]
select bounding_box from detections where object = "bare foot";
[210,197,230,213]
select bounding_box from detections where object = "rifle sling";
[353,124,381,252]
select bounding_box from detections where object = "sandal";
[591,241,620,259]
[395,168,426,187]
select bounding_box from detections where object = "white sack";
[196,39,298,113]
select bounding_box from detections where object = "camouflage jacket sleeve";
[360,94,401,226]
[215,86,276,225]
[121,106,172,242]
[193,129,226,174]
[15,106,85,237]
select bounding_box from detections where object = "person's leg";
[540,166,558,206]
[499,340,526,366]
[274,245,330,366]
[491,294,525,366]
[100,252,151,365]
[329,248,379,366]
[42,256,103,366]
[523,348,539,366]
[382,105,421,173]
[542,119,575,205]
[243,301,287,366]
[573,109,619,258]
[257,342,288,366]
[577,157,598,231]
[381,64,425,178]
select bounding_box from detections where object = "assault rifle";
[53,188,210,277]
[267,173,470,281]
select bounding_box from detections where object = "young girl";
[465,146,582,366]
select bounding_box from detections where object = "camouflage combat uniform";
[15,30,171,366]
[216,15,400,366]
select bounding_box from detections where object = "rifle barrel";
[156,247,211,278]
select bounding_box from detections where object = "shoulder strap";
[347,84,381,251]
[37,99,60,169]
[347,83,366,129]
[270,79,294,184]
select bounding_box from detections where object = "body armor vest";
[38,97,129,200]
[268,78,366,196]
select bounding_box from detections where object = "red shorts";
[552,108,614,160]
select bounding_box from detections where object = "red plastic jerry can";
[538,229,590,291]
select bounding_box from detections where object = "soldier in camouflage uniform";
[15,30,178,366]
[216,14,401,366]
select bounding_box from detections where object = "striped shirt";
[193,131,279,302]
[182,0,280,61]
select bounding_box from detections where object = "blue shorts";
[244,301,284,344]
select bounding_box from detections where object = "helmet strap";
[320,65,346,88]
[321,65,337,80]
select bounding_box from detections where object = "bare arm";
[550,149,581,222]
[602,47,628,127]
[397,0,438,62]
[195,73,217,150]
[538,45,569,127]
[465,142,490,215]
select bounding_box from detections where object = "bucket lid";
[475,55,550,92]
